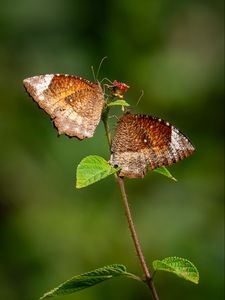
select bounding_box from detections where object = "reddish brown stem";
[116,176,159,300]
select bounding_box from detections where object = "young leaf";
[76,155,120,188]
[153,166,177,181]
[107,100,130,107]
[39,264,131,299]
[153,257,199,284]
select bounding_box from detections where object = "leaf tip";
[171,176,178,182]
[153,166,177,181]
[75,181,81,189]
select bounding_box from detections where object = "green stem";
[102,106,112,147]
[102,109,160,300]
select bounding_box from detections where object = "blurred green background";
[0,0,224,299]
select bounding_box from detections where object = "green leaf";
[153,166,177,181]
[39,264,132,299]
[76,155,120,188]
[107,100,130,107]
[153,257,199,284]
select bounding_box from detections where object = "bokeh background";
[0,0,224,299]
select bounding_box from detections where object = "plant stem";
[102,106,112,147]
[116,176,159,300]
[102,111,160,300]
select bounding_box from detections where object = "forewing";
[23,74,105,139]
[137,115,195,169]
[110,113,195,178]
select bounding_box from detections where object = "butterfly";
[110,112,195,178]
[23,74,105,139]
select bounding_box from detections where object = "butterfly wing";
[110,113,195,178]
[23,74,105,139]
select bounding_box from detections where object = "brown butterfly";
[110,112,195,178]
[23,74,105,139]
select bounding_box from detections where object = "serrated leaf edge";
[153,256,199,284]
[76,155,120,188]
[39,264,129,299]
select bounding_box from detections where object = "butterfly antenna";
[100,77,113,85]
[109,114,119,120]
[100,77,113,98]
[96,56,108,81]
[136,90,144,107]
[91,65,96,83]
